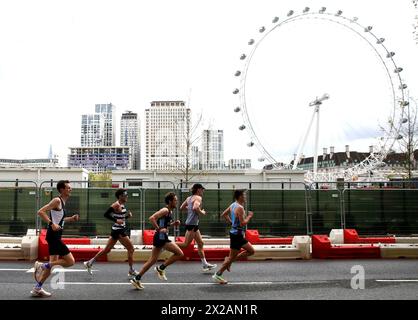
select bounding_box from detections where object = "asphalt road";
[0,260,417,300]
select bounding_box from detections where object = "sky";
[0,0,417,169]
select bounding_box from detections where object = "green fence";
[1,180,418,237]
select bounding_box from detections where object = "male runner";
[177,183,216,272]
[130,192,184,290]
[212,189,255,284]
[84,189,137,277]
[32,180,79,297]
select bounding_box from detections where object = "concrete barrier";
[380,244,418,258]
[21,229,38,261]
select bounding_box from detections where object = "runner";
[130,192,184,290]
[212,189,255,284]
[177,183,216,272]
[84,189,137,277]
[31,180,79,297]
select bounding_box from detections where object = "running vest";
[49,197,66,230]
[185,196,199,225]
[110,203,128,231]
[230,202,245,236]
[156,208,173,239]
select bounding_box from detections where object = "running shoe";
[33,261,43,282]
[30,287,52,298]
[128,269,139,277]
[212,273,228,284]
[83,261,93,275]
[155,266,167,281]
[202,263,217,272]
[130,279,144,290]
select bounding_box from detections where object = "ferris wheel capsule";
[234,107,241,112]
[399,84,407,89]
[248,39,255,45]
[240,54,246,60]
[235,71,241,76]
[239,125,246,130]
[400,101,409,106]
[377,38,385,44]
[259,26,266,33]
[336,10,343,16]
[233,88,239,94]
[351,17,359,23]
[319,7,326,14]
[386,52,395,58]
[247,142,255,147]
[287,10,294,17]
[394,67,403,73]
[303,7,310,13]
[402,118,408,124]
[364,26,373,32]
[272,17,279,23]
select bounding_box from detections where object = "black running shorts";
[153,231,171,248]
[46,230,70,257]
[110,228,129,240]
[185,225,199,232]
[229,232,248,250]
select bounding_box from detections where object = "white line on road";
[376,280,418,283]
[58,281,274,286]
[0,269,30,272]
[26,268,99,273]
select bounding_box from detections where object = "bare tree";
[397,97,418,180]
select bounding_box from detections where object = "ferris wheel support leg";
[314,106,320,175]
[293,106,317,170]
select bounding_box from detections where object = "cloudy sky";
[0,0,417,168]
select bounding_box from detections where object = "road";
[0,260,417,300]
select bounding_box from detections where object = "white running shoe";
[33,261,43,282]
[155,266,167,281]
[83,261,93,275]
[128,269,139,277]
[30,287,52,298]
[202,263,217,272]
[130,279,144,290]
[212,273,228,284]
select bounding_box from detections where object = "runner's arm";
[179,199,188,211]
[192,197,206,215]
[236,207,252,227]
[149,208,170,230]
[37,198,60,224]
[221,207,232,224]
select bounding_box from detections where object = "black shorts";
[185,225,199,232]
[110,228,128,240]
[46,231,70,257]
[230,232,248,250]
[153,231,171,248]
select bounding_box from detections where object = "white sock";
[201,257,208,266]
[88,258,95,266]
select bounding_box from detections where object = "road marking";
[0,269,30,272]
[58,281,274,286]
[26,268,98,273]
[376,279,418,283]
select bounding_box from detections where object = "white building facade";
[95,103,116,146]
[201,129,224,170]
[80,114,105,147]
[228,159,252,170]
[121,111,141,170]
[145,101,190,171]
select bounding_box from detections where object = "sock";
[35,282,43,289]
[201,257,208,266]
[159,264,166,270]
[135,274,142,281]
[129,266,135,273]
[88,258,95,266]
[42,263,51,270]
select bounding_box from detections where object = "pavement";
[0,259,417,300]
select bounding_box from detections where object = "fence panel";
[0,180,38,236]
